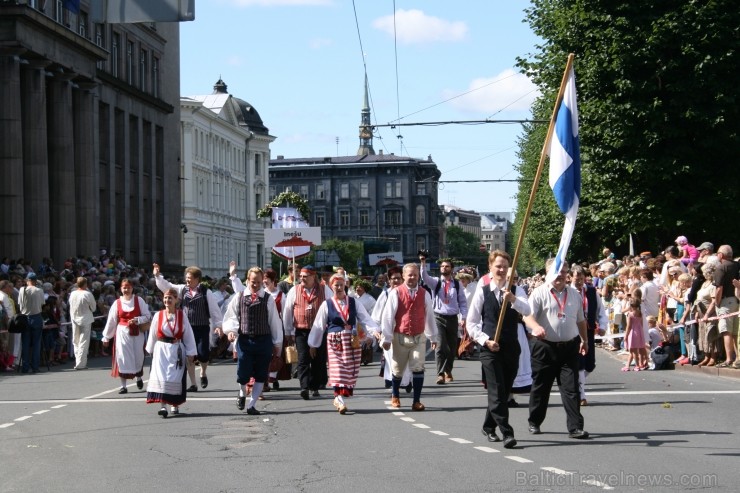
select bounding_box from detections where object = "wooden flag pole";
[492,53,575,344]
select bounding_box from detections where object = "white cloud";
[373,9,467,44]
[442,69,540,114]
[227,0,333,6]
[309,37,333,49]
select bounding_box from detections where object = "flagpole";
[493,53,576,344]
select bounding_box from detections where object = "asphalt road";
[1,346,738,492]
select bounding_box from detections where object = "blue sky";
[181,0,540,215]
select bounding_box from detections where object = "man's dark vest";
[481,284,520,344]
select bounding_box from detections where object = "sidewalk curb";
[598,347,740,380]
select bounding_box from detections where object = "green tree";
[315,239,364,275]
[513,0,740,264]
[445,226,487,269]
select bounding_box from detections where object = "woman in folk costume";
[309,274,379,414]
[146,288,197,418]
[102,279,151,394]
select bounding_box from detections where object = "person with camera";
[419,251,467,384]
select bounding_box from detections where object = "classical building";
[0,1,182,267]
[268,82,442,266]
[443,205,482,236]
[180,79,274,277]
[480,212,511,253]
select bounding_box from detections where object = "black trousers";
[480,340,520,438]
[528,337,584,433]
[578,329,596,372]
[295,329,327,391]
[435,314,460,376]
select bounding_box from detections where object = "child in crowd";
[623,298,647,371]
[647,315,665,350]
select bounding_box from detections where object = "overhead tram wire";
[392,0,405,155]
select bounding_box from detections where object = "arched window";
[415,205,426,224]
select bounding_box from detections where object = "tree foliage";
[513,0,740,267]
[445,226,488,269]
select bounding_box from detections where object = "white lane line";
[14,416,32,422]
[541,467,574,476]
[400,417,415,422]
[32,410,50,415]
[449,438,473,444]
[505,456,532,463]
[51,404,66,409]
[392,412,405,416]
[0,423,14,429]
[429,430,449,436]
[474,446,499,453]
[413,424,430,429]
[583,479,614,490]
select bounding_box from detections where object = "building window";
[268,185,276,200]
[416,236,426,252]
[385,182,392,198]
[78,11,88,38]
[415,205,426,224]
[359,209,369,226]
[384,210,401,227]
[152,57,159,98]
[316,183,325,199]
[95,24,106,69]
[360,182,369,198]
[111,32,120,77]
[139,49,147,90]
[255,154,262,176]
[55,0,64,22]
[340,183,349,199]
[299,185,308,200]
[315,211,326,227]
[255,192,262,218]
[339,210,350,227]
[416,183,425,195]
[284,185,292,193]
[395,181,402,198]
[126,40,135,84]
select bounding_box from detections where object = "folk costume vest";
[394,284,426,336]
[117,296,142,336]
[326,297,357,333]
[156,309,185,343]
[292,284,326,330]
[481,284,520,344]
[181,285,210,327]
[239,291,271,336]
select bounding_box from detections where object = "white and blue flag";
[546,66,581,282]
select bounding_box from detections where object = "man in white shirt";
[68,277,97,370]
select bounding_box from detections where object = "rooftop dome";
[212,78,269,135]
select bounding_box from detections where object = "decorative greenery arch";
[257,190,311,222]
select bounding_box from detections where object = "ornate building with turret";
[180,79,275,277]
[268,80,442,268]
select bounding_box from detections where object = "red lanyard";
[331,297,350,325]
[582,287,588,314]
[302,286,316,304]
[550,289,568,317]
[443,279,450,302]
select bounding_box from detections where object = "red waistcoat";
[394,284,426,336]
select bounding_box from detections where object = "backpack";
[650,343,672,370]
[433,277,460,302]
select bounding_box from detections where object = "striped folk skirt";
[327,330,362,395]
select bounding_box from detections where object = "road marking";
[14,416,32,422]
[429,430,449,436]
[449,437,473,444]
[392,411,405,416]
[541,467,574,476]
[413,423,430,429]
[505,456,532,463]
[474,446,499,453]
[32,410,50,415]
[51,404,67,409]
[400,417,415,422]
[0,423,14,429]
[583,478,614,490]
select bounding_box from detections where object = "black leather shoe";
[503,436,518,449]
[236,396,246,410]
[508,398,519,408]
[118,387,128,394]
[246,406,261,415]
[158,407,168,418]
[200,376,208,389]
[568,429,589,439]
[187,385,198,392]
[481,428,501,442]
[136,379,143,390]
[528,424,541,434]
[300,389,309,400]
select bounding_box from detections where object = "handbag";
[458,332,475,358]
[268,354,284,373]
[284,345,298,364]
[8,313,29,334]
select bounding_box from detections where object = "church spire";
[357,74,375,156]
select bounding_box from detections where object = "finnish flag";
[546,67,581,282]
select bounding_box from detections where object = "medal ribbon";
[550,289,568,317]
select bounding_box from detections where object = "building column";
[0,49,26,259]
[21,58,53,264]
[47,69,77,264]
[73,81,98,258]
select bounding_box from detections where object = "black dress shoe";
[568,429,589,439]
[236,396,246,410]
[503,436,518,449]
[136,379,144,390]
[187,385,198,392]
[528,424,541,434]
[118,387,128,394]
[200,376,208,389]
[246,406,261,415]
[300,389,309,400]
[405,383,413,394]
[481,428,501,442]
[508,398,519,408]
[272,380,279,390]
[312,390,320,397]
[158,407,168,418]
